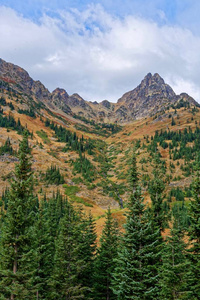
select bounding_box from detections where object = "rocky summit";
[0,58,198,123]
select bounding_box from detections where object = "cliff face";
[0,58,198,123]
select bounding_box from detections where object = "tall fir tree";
[112,152,160,300]
[160,212,189,299]
[148,154,166,233]
[50,201,86,300]
[0,131,37,299]
[93,207,119,300]
[186,155,200,299]
[32,200,55,300]
[78,211,97,299]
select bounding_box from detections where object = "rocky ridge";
[0,58,198,123]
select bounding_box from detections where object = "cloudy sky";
[0,0,200,103]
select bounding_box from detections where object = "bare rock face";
[0,58,50,102]
[116,73,177,120]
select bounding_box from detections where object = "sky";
[0,0,200,103]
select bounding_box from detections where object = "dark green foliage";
[45,119,95,154]
[148,155,167,232]
[150,127,200,164]
[184,186,192,197]
[160,214,189,299]
[78,212,97,298]
[186,158,200,298]
[128,150,138,189]
[94,142,126,206]
[32,203,55,299]
[168,187,185,202]
[8,102,14,110]
[50,205,86,299]
[0,132,37,299]
[112,152,161,299]
[174,99,190,109]
[72,154,96,182]
[172,202,190,229]
[0,137,15,155]
[93,208,119,300]
[50,204,96,299]
[0,113,25,134]
[45,165,65,185]
[1,187,9,211]
[73,114,122,137]
[18,108,36,118]
[171,117,176,126]
[0,97,6,106]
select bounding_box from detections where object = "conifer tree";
[93,207,119,300]
[160,213,189,299]
[0,131,37,299]
[50,202,86,299]
[186,156,200,298]
[78,211,96,299]
[148,154,167,233]
[32,201,55,300]
[112,152,160,299]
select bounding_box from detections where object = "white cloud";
[0,5,200,103]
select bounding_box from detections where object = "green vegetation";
[112,152,161,299]
[72,153,96,182]
[0,96,6,106]
[1,134,200,299]
[0,113,25,134]
[168,187,185,202]
[18,107,36,118]
[73,114,122,136]
[45,165,65,185]
[36,129,51,144]
[45,118,95,154]
[0,137,15,155]
[64,184,93,207]
[93,208,119,299]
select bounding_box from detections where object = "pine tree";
[160,213,189,299]
[112,152,160,299]
[0,131,37,299]
[186,156,200,298]
[93,208,119,300]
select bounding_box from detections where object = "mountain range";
[0,58,198,123]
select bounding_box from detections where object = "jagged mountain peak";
[118,72,175,104]
[140,72,165,86]
[115,72,198,121]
